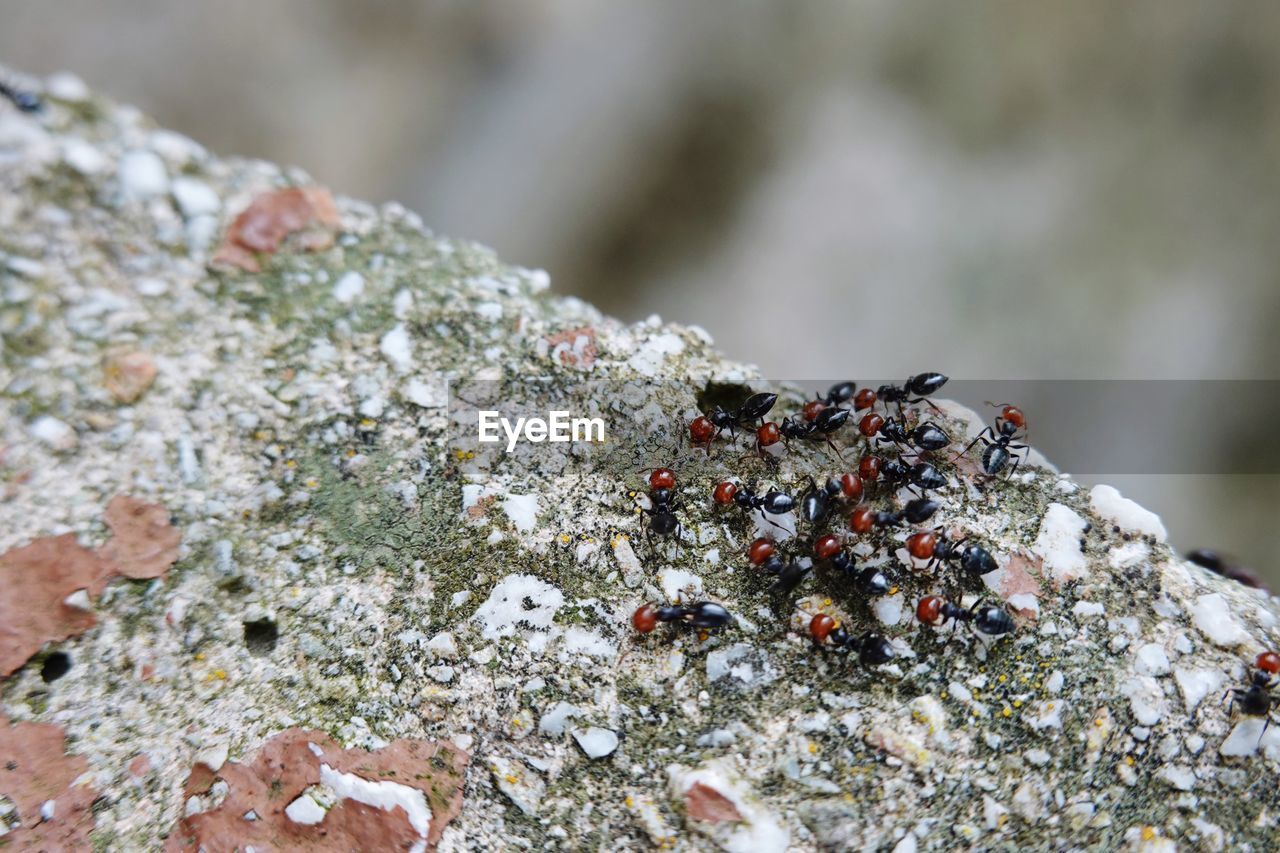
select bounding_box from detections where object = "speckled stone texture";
[2,73,1279,851]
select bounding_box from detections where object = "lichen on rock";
[2,70,1280,851]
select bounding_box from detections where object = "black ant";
[718,481,795,529]
[954,404,1028,477]
[905,530,998,576]
[848,497,940,534]
[1226,652,1280,738]
[0,79,41,113]
[688,392,779,450]
[915,595,1014,637]
[798,476,846,525]
[874,373,949,414]
[780,407,851,459]
[812,534,890,595]
[876,458,947,494]
[858,413,949,452]
[632,601,733,633]
[746,537,813,595]
[798,381,858,422]
[807,616,896,665]
[637,468,683,548]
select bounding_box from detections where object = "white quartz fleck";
[571,727,619,759]
[1133,643,1171,677]
[1089,484,1167,542]
[1189,593,1249,647]
[1031,503,1088,584]
[332,271,365,304]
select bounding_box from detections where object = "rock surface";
[2,74,1280,850]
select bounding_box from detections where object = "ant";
[637,468,682,548]
[689,392,779,451]
[807,615,896,665]
[780,407,851,459]
[954,404,1028,477]
[0,79,41,113]
[886,458,947,492]
[1226,652,1280,738]
[800,381,858,421]
[1187,549,1268,592]
[858,414,949,452]
[813,534,890,596]
[915,595,1014,637]
[746,537,816,595]
[718,481,796,529]
[848,497,940,534]
[632,601,733,633]
[798,475,863,525]
[905,530,998,576]
[875,373,949,414]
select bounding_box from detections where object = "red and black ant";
[848,497,940,534]
[1187,549,1269,592]
[799,475,857,525]
[688,392,779,451]
[915,595,1014,637]
[716,481,796,529]
[858,414,949,452]
[905,530,998,576]
[861,456,947,494]
[799,381,859,422]
[780,407,852,459]
[745,537,813,595]
[812,534,891,596]
[0,78,41,113]
[1225,651,1280,737]
[637,467,683,548]
[954,404,1028,477]
[632,601,733,633]
[875,373,949,414]
[807,615,896,665]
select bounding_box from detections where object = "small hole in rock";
[41,652,71,683]
[696,380,754,414]
[522,596,537,611]
[243,619,279,656]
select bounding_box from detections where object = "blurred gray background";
[3,1,1278,582]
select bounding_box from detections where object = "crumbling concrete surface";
[1,73,1278,851]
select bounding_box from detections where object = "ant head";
[1252,670,1274,688]
[649,487,673,505]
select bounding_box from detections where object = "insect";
[800,381,858,421]
[1187,549,1268,592]
[812,535,890,596]
[726,482,796,529]
[954,404,1028,477]
[876,373,949,414]
[859,414,949,452]
[807,615,896,665]
[632,601,734,633]
[1225,651,1280,737]
[915,595,1014,637]
[745,537,812,594]
[780,407,852,458]
[904,530,998,576]
[798,476,847,525]
[688,392,779,451]
[639,484,682,548]
[848,497,940,534]
[0,78,41,113]
[872,457,947,493]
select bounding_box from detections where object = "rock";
[571,727,618,758]
[3,72,1280,852]
[118,149,169,199]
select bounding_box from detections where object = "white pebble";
[379,324,413,373]
[118,149,169,199]
[1032,503,1089,584]
[29,415,77,451]
[571,727,619,759]
[1190,593,1250,647]
[284,794,326,825]
[1120,675,1166,725]
[332,271,365,304]
[62,138,107,175]
[539,702,582,737]
[170,177,220,218]
[1133,643,1170,677]
[1089,485,1167,542]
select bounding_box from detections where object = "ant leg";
[950,428,995,464]
[756,508,788,532]
[1004,454,1022,480]
[824,435,849,463]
